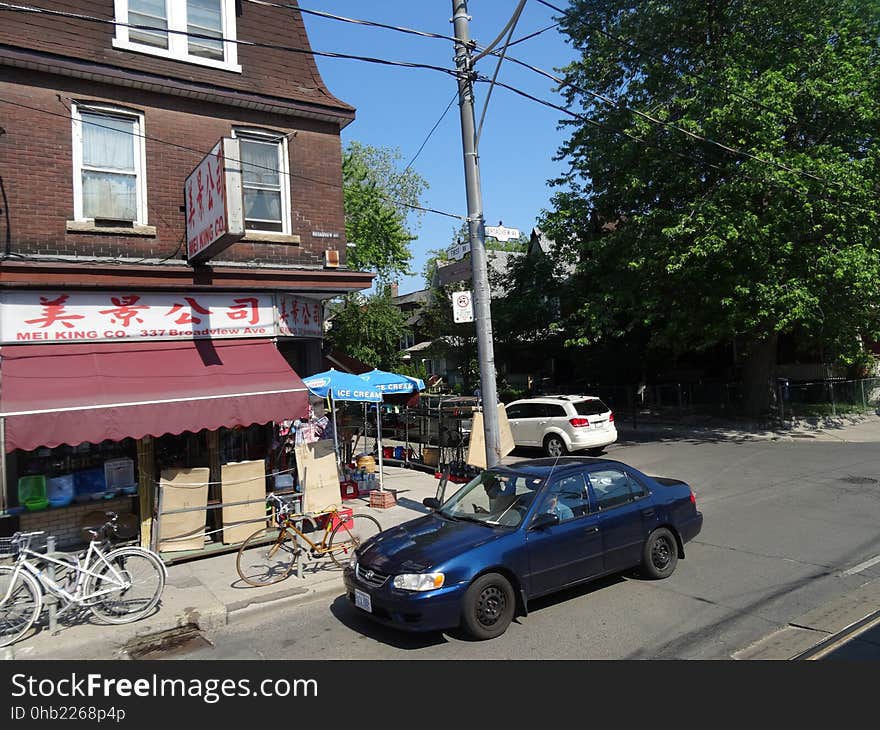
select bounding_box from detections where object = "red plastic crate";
[340,481,359,500]
[318,507,353,531]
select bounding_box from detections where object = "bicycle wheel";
[327,514,382,569]
[236,525,303,587]
[85,547,165,624]
[0,566,43,648]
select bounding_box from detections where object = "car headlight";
[392,573,445,591]
[349,555,358,570]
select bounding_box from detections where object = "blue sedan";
[343,457,703,640]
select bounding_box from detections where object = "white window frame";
[232,127,292,236]
[113,0,241,73]
[71,103,148,226]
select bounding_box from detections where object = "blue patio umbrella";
[358,369,426,489]
[302,369,382,467]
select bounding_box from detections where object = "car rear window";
[574,399,611,416]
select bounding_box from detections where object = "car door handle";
[641,507,655,518]
[584,525,599,534]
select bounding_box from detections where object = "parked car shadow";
[524,573,628,615]
[329,595,450,649]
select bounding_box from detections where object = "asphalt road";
[173,437,880,660]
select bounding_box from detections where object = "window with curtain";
[234,130,290,234]
[114,0,239,70]
[74,107,145,224]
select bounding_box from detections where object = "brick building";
[0,1,372,555]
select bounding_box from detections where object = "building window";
[113,0,240,72]
[233,129,291,234]
[72,105,147,225]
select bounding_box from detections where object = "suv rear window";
[574,399,611,416]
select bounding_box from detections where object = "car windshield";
[438,469,544,528]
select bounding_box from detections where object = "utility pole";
[451,0,501,468]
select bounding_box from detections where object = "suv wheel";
[543,434,568,457]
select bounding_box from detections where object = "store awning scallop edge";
[0,339,309,453]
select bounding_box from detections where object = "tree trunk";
[741,332,778,418]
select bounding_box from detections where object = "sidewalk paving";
[4,465,443,661]
[5,413,880,660]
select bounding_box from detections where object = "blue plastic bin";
[47,474,75,508]
[74,468,107,501]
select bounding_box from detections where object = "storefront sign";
[185,138,245,265]
[0,291,276,343]
[277,294,323,338]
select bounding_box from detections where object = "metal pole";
[451,0,501,468]
[46,535,57,633]
[0,417,6,516]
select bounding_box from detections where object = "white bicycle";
[0,513,167,648]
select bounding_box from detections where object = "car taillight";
[690,491,696,505]
[609,412,615,422]
[569,418,590,427]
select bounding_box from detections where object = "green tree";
[542,0,880,415]
[326,289,409,371]
[342,141,428,284]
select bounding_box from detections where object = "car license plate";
[354,588,372,613]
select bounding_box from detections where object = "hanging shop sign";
[0,290,276,343]
[277,294,323,338]
[185,137,245,265]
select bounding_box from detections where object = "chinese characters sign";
[1,291,275,343]
[277,294,323,337]
[185,138,245,264]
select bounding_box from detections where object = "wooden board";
[157,467,209,552]
[220,459,266,544]
[296,439,341,513]
[467,404,515,469]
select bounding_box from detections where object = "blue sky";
[300,2,578,295]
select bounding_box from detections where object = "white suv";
[504,395,617,457]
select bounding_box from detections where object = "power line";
[491,47,845,189]
[248,0,459,44]
[0,2,460,78]
[481,76,877,219]
[0,97,465,223]
[534,0,810,132]
[403,93,459,175]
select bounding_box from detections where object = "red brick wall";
[0,0,352,113]
[0,71,349,267]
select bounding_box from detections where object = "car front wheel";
[460,573,515,640]
[640,527,679,579]
[543,434,568,457]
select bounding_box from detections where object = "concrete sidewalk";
[6,414,880,661]
[4,465,444,661]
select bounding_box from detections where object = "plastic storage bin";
[104,458,135,492]
[18,475,48,511]
[47,474,75,508]
[74,468,107,501]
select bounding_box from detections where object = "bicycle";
[236,493,382,587]
[0,513,167,648]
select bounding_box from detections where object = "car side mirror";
[530,513,559,531]
[423,497,441,510]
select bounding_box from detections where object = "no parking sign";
[452,290,474,323]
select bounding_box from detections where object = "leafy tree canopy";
[325,290,409,372]
[541,0,880,410]
[342,141,428,284]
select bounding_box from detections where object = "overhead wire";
[0,1,461,79]
[475,1,526,146]
[533,0,815,132]
[481,77,877,219]
[2,1,867,218]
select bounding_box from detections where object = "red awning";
[0,339,309,453]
